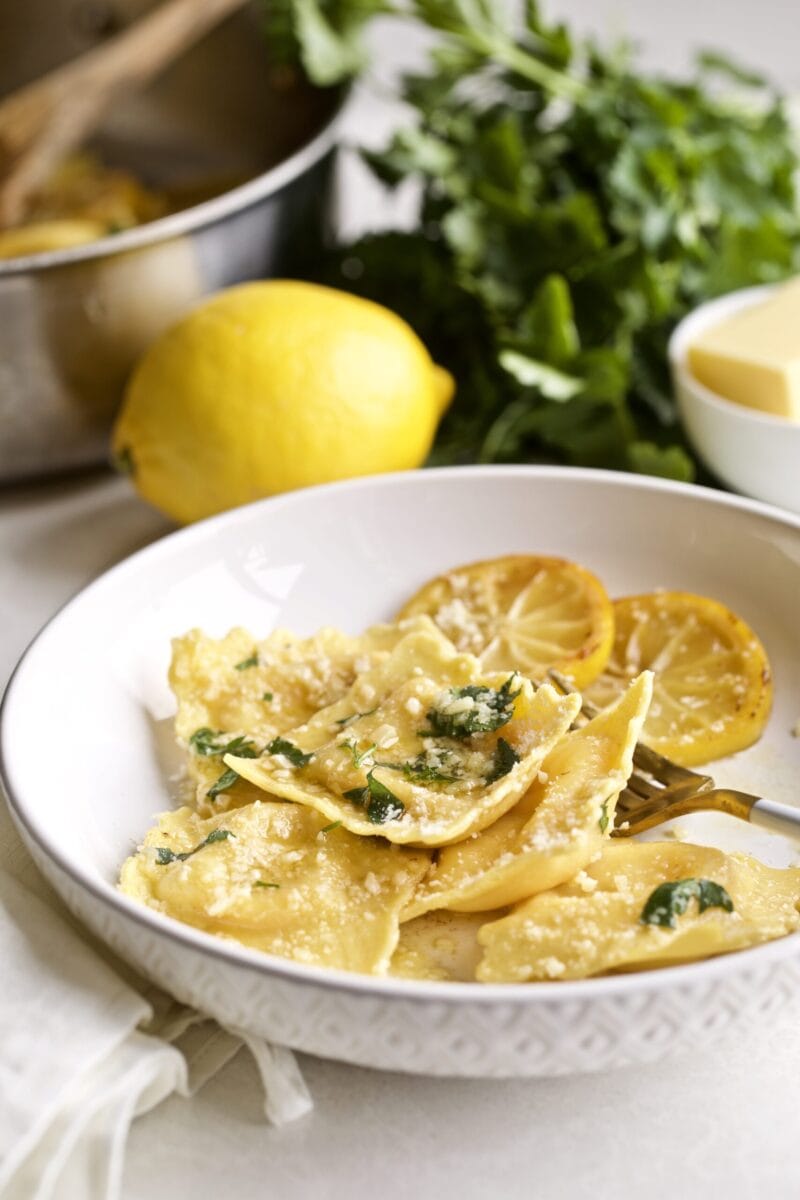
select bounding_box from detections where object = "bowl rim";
[4,464,800,1003]
[668,282,800,431]
[0,85,348,278]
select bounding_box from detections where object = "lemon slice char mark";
[397,554,615,689]
[583,591,773,766]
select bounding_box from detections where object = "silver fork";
[548,670,800,840]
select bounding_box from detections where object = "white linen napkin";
[0,801,312,1200]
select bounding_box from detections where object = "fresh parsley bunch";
[268,0,800,478]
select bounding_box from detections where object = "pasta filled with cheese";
[120,800,429,973]
[118,552,800,985]
[403,670,652,916]
[226,630,581,846]
[477,840,800,982]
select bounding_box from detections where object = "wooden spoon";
[0,0,251,229]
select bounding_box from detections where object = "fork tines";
[546,668,706,787]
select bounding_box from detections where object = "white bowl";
[669,285,800,515]
[3,466,800,1079]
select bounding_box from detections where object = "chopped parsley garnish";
[365,775,406,825]
[640,878,734,929]
[224,736,259,758]
[320,820,342,834]
[189,728,259,759]
[266,737,313,767]
[335,707,377,727]
[598,800,610,834]
[234,652,259,670]
[206,768,241,800]
[155,828,234,865]
[254,880,281,889]
[486,738,520,784]
[344,739,377,769]
[205,828,235,846]
[344,770,405,824]
[189,727,223,756]
[378,745,462,783]
[420,675,521,740]
[262,692,274,702]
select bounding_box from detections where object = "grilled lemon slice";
[397,554,614,688]
[584,591,772,765]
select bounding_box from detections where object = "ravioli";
[389,909,501,982]
[227,628,581,846]
[121,554,789,984]
[119,801,429,974]
[170,617,440,813]
[403,671,652,917]
[477,840,800,982]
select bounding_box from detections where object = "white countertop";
[2,469,800,1200]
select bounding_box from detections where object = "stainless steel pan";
[0,0,344,480]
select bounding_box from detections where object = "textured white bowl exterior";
[4,467,800,1078]
[669,285,800,515]
[15,828,800,1078]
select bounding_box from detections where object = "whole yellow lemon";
[112,280,454,524]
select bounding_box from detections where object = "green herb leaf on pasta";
[486,738,520,784]
[190,725,260,770]
[640,878,734,929]
[206,768,241,801]
[343,770,405,823]
[234,653,259,671]
[344,739,377,769]
[155,828,235,865]
[421,675,521,740]
[266,737,314,767]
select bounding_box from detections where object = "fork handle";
[748,796,800,840]
[713,789,800,840]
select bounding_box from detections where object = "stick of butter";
[688,279,800,420]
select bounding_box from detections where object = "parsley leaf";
[274,0,800,479]
[266,737,313,767]
[343,739,377,769]
[640,878,734,929]
[206,768,241,801]
[205,828,233,845]
[598,800,610,834]
[188,727,227,756]
[254,880,281,889]
[420,675,521,740]
[155,828,234,865]
[320,820,342,834]
[343,770,405,824]
[262,692,274,702]
[379,745,463,783]
[364,774,405,825]
[235,653,259,670]
[189,728,259,759]
[335,707,377,727]
[232,652,257,672]
[486,738,520,784]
